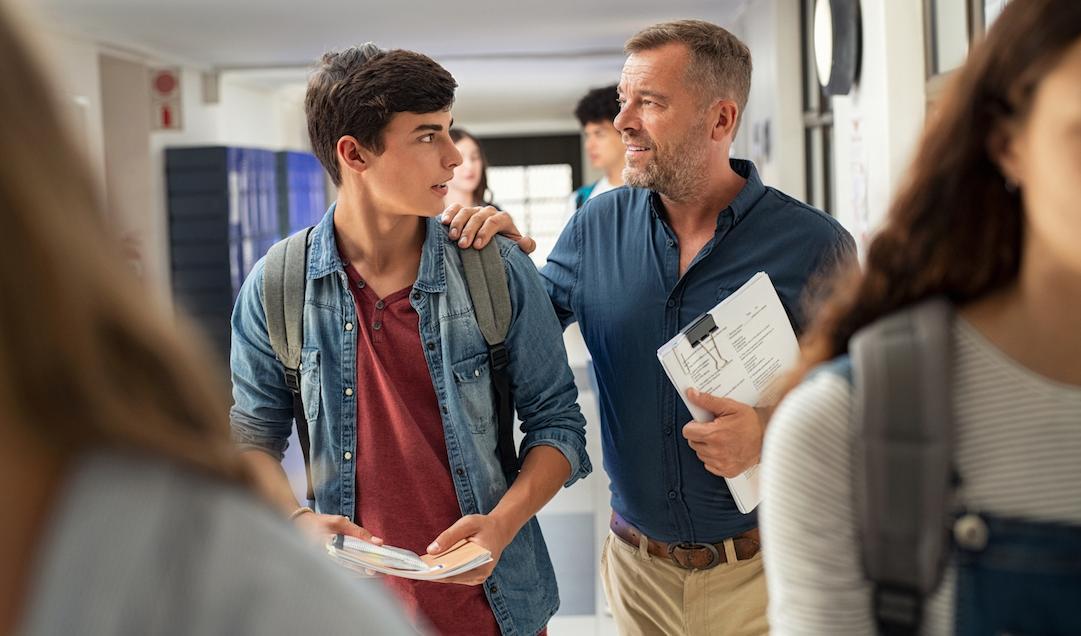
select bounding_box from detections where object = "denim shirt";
[230,205,590,636]
[541,159,855,544]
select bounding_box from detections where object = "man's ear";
[987,119,1024,186]
[710,99,740,143]
[337,136,370,179]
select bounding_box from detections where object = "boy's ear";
[337,136,370,178]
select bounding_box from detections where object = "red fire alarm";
[150,67,182,130]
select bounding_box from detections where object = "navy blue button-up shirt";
[540,159,855,542]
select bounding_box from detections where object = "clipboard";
[656,272,799,513]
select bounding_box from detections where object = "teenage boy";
[229,43,590,636]
[571,84,626,209]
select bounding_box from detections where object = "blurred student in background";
[762,0,1081,633]
[0,6,413,635]
[571,84,625,210]
[445,128,497,209]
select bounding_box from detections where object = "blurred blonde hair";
[0,4,242,479]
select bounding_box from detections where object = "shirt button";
[664,427,673,436]
[426,342,435,350]
[667,239,675,248]
[344,451,353,460]
[668,490,677,500]
[456,468,465,476]
[412,292,422,301]
[490,584,499,594]
[372,322,382,331]
[344,387,354,396]
[375,300,385,310]
[474,369,480,377]
[357,280,365,288]
[345,322,353,331]
[666,299,676,308]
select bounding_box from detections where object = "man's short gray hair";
[625,19,752,133]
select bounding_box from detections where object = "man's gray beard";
[623,129,709,202]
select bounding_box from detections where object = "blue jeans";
[955,514,1081,635]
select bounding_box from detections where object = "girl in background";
[445,128,497,209]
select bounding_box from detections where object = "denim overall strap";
[953,513,1081,635]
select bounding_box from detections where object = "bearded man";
[443,19,855,635]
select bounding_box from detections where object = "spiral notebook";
[326,535,492,581]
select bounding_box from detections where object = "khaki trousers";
[600,531,769,636]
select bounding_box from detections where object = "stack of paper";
[326,535,492,581]
[657,272,800,514]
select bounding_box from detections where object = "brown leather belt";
[610,512,761,571]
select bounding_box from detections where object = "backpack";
[848,299,1081,634]
[261,227,519,503]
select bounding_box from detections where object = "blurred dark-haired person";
[571,84,625,209]
[0,6,413,636]
[229,42,589,635]
[445,128,497,209]
[444,19,855,635]
[762,0,1081,633]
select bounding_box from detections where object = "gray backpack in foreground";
[262,227,519,503]
[849,298,956,635]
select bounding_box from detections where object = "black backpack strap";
[459,241,518,484]
[263,227,315,503]
[850,298,956,635]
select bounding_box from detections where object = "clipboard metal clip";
[684,312,718,348]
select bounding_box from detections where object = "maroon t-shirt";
[343,264,500,636]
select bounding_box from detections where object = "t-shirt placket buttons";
[372,298,386,343]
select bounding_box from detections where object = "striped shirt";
[761,318,1081,635]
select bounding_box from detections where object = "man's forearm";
[241,449,303,516]
[488,445,571,537]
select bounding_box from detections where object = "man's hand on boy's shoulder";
[441,204,536,254]
[424,513,515,586]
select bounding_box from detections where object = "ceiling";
[25,0,751,131]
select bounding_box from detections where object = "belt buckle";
[666,541,720,570]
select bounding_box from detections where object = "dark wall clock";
[814,0,861,95]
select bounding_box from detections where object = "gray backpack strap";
[850,298,955,635]
[262,227,315,502]
[460,241,518,483]
[264,228,311,373]
[460,241,512,346]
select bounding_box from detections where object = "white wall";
[733,0,928,254]
[32,28,108,199]
[829,0,926,252]
[732,0,806,198]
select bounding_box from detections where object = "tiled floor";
[548,614,621,636]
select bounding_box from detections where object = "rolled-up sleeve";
[500,241,591,487]
[229,259,294,459]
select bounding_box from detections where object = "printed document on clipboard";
[657,272,799,514]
